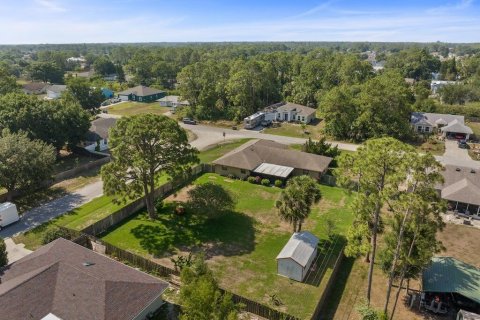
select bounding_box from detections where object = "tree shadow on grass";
[129,202,256,258]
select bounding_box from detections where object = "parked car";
[458,140,469,149]
[261,120,272,127]
[182,118,197,125]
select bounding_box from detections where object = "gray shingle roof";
[276,232,319,267]
[46,85,67,93]
[440,119,474,135]
[411,112,465,126]
[276,102,316,117]
[213,139,332,173]
[85,117,117,142]
[440,165,480,206]
[0,238,168,320]
[118,85,164,97]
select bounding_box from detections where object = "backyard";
[100,173,354,319]
[107,101,170,116]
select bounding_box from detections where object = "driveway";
[3,238,32,263]
[435,140,480,169]
[0,180,104,239]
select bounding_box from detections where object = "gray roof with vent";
[440,165,480,205]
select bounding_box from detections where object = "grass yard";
[323,221,480,319]
[263,120,325,139]
[467,121,480,140]
[107,101,170,116]
[53,152,101,174]
[14,174,170,250]
[412,138,446,156]
[101,173,354,319]
[198,139,252,163]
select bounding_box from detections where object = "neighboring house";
[244,102,316,129]
[117,85,165,102]
[158,95,189,108]
[422,257,480,313]
[438,165,480,218]
[0,238,168,320]
[103,74,118,81]
[431,80,457,94]
[45,84,67,100]
[84,117,117,152]
[102,88,114,99]
[276,231,319,282]
[212,139,332,180]
[22,82,48,95]
[411,112,473,139]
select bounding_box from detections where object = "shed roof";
[422,257,480,304]
[440,119,474,134]
[0,238,168,320]
[253,163,294,178]
[276,231,319,267]
[118,85,164,97]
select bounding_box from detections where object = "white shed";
[276,231,319,282]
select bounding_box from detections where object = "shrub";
[274,180,283,187]
[0,238,7,268]
[155,198,164,212]
[187,182,236,219]
[255,176,262,184]
[227,174,236,180]
[42,226,68,245]
[261,178,270,186]
[247,176,256,184]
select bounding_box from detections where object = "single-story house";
[276,231,319,282]
[422,257,480,314]
[45,84,67,100]
[212,139,332,180]
[438,165,480,218]
[22,82,48,95]
[117,85,165,103]
[411,112,473,139]
[158,95,189,108]
[84,117,117,152]
[244,102,317,129]
[102,88,114,99]
[0,238,168,320]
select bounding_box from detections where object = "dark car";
[458,139,469,149]
[182,117,197,125]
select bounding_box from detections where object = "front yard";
[101,173,354,319]
[107,101,170,116]
[263,120,325,139]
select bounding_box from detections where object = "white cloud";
[427,0,474,14]
[34,0,66,12]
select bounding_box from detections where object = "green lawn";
[263,120,325,139]
[108,101,170,116]
[198,139,252,163]
[467,121,480,140]
[101,173,354,319]
[14,174,170,250]
[53,153,100,174]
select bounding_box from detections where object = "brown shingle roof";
[22,82,48,91]
[0,238,168,320]
[213,139,332,173]
[118,85,164,97]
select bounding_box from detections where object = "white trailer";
[0,202,20,229]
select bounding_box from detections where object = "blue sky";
[1,0,479,44]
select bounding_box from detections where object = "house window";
[222,166,227,170]
[139,97,142,102]
[303,170,309,174]
[425,126,430,132]
[417,126,423,132]
[302,117,305,122]
[240,169,246,174]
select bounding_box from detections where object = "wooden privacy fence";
[81,163,206,236]
[60,228,300,320]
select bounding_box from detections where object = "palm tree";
[275,175,321,232]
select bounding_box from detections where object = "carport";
[441,119,474,140]
[422,257,480,314]
[253,163,294,181]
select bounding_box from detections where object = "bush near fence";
[60,228,300,320]
[82,163,206,236]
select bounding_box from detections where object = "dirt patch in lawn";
[164,185,193,203]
